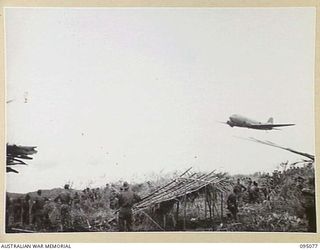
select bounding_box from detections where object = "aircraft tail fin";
[267,117,274,124]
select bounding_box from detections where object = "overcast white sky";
[5,7,316,193]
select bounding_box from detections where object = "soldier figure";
[73,192,81,207]
[252,181,260,203]
[86,188,94,202]
[22,194,31,226]
[117,182,141,232]
[247,179,254,203]
[296,176,305,190]
[72,193,90,232]
[5,194,11,230]
[31,190,45,230]
[13,198,23,224]
[227,188,238,221]
[300,177,316,232]
[233,178,246,205]
[54,184,73,231]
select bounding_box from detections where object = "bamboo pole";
[247,137,314,161]
[164,171,216,198]
[139,210,165,231]
[140,167,193,202]
[140,170,231,208]
[135,172,206,209]
[11,228,36,233]
[136,185,227,213]
[181,176,227,198]
[177,176,219,184]
[136,172,198,208]
[134,171,233,216]
[138,177,187,208]
[163,171,216,195]
[136,175,230,212]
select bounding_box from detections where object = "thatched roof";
[134,167,232,212]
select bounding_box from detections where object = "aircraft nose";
[226,120,234,127]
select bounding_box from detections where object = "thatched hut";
[132,168,233,231]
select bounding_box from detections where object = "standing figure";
[54,184,73,231]
[22,194,31,226]
[233,178,246,205]
[117,182,141,232]
[227,188,238,221]
[73,192,80,207]
[300,177,316,232]
[247,179,254,203]
[72,195,90,232]
[31,190,45,230]
[251,181,260,203]
[87,188,94,202]
[13,198,23,224]
[6,194,11,230]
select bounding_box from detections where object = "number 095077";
[300,244,318,248]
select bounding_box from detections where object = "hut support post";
[205,185,208,219]
[183,192,187,230]
[163,214,166,230]
[205,186,211,221]
[176,201,179,229]
[208,196,212,220]
[20,205,23,226]
[220,192,223,222]
[211,189,215,230]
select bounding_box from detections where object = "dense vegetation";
[6,161,315,232]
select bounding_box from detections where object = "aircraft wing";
[249,123,295,129]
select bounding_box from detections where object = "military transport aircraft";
[222,114,295,130]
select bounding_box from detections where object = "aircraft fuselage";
[227,114,272,130]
